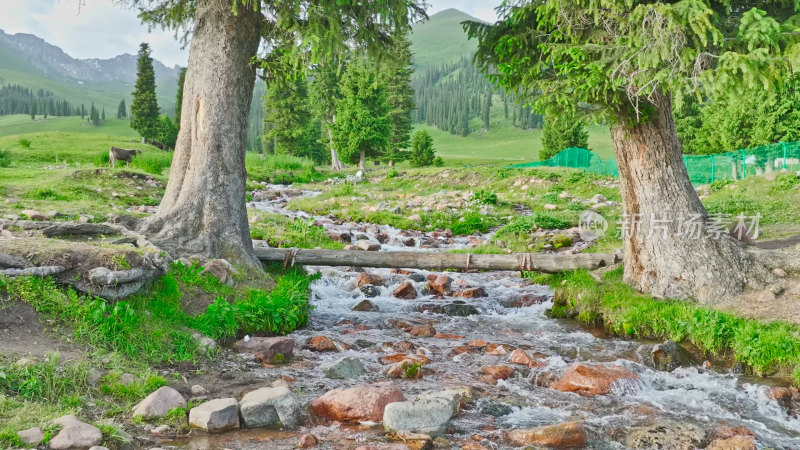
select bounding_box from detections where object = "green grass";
[249,213,344,249]
[410,9,480,71]
[0,115,141,139]
[541,267,800,384]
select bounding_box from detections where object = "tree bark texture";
[141,0,262,267]
[328,128,344,171]
[359,149,367,172]
[611,94,772,303]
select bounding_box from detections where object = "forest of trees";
[411,57,542,136]
[0,85,81,117]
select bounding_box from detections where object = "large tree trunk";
[327,127,344,171]
[141,0,262,267]
[611,93,771,303]
[359,149,367,172]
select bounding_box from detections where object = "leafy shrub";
[131,154,172,176]
[386,169,399,179]
[552,234,573,249]
[710,179,733,192]
[433,156,444,167]
[540,192,560,203]
[540,111,589,160]
[0,149,9,168]
[773,174,800,190]
[17,138,31,149]
[472,189,498,205]
[497,213,572,238]
[26,187,67,201]
[410,130,436,168]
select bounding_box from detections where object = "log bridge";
[253,247,620,273]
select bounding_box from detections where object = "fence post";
[710,154,715,183]
[741,149,747,179]
[782,142,788,169]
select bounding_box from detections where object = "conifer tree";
[130,42,160,142]
[379,31,414,165]
[332,59,390,172]
[80,104,85,119]
[540,111,589,160]
[175,67,187,125]
[409,129,435,167]
[101,108,106,121]
[117,99,127,119]
[264,73,316,158]
[309,60,346,170]
[30,102,35,120]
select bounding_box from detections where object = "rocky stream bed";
[122,186,800,449]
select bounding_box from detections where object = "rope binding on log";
[283,247,299,269]
[517,253,534,272]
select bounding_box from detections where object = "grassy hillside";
[411,8,479,71]
[0,115,139,138]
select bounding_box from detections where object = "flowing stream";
[176,185,800,449]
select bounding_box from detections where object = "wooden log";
[254,247,619,273]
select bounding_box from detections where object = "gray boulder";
[626,423,705,449]
[356,240,381,251]
[132,386,187,419]
[189,398,240,433]
[321,357,367,379]
[49,415,103,449]
[16,427,44,446]
[651,340,694,372]
[383,391,461,438]
[233,336,294,363]
[239,386,301,429]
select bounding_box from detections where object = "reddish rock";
[232,337,294,363]
[352,299,380,312]
[453,287,487,298]
[506,422,587,448]
[355,272,384,287]
[311,386,405,422]
[509,294,550,308]
[394,341,416,352]
[450,346,475,356]
[393,282,418,299]
[409,325,437,337]
[403,237,416,247]
[481,365,514,384]
[427,275,452,296]
[297,433,318,448]
[532,371,560,387]
[461,444,488,450]
[386,318,417,330]
[706,436,756,450]
[304,336,350,352]
[433,333,464,339]
[468,339,488,349]
[486,343,515,355]
[509,349,533,366]
[714,427,755,440]
[551,363,638,397]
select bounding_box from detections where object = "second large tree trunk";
[611,94,769,303]
[141,0,262,267]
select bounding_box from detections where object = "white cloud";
[0,0,188,67]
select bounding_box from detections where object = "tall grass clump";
[542,267,800,384]
[0,149,10,168]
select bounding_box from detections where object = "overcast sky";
[0,1,500,68]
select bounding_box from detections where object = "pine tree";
[309,60,345,170]
[264,73,316,158]
[409,129,436,168]
[117,99,127,119]
[80,104,85,119]
[481,89,492,130]
[130,42,160,142]
[101,108,106,121]
[379,31,414,165]
[332,59,390,172]
[30,101,36,120]
[89,102,100,126]
[156,115,179,149]
[540,111,589,160]
[175,67,187,125]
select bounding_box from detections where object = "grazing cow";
[109,147,142,168]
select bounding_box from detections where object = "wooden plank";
[253,247,619,273]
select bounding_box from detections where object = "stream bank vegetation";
[0,263,314,448]
[536,267,800,386]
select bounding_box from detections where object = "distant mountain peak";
[0,29,180,85]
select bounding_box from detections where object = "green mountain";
[410,8,480,72]
[0,29,180,117]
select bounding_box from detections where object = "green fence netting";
[511,142,800,184]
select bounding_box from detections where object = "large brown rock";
[132,386,187,419]
[304,336,350,352]
[409,325,437,337]
[355,272,384,287]
[506,422,587,448]
[427,275,452,296]
[706,436,757,450]
[311,386,406,422]
[551,363,638,396]
[480,366,514,385]
[49,415,103,450]
[453,287,487,298]
[393,281,418,299]
[233,336,294,363]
